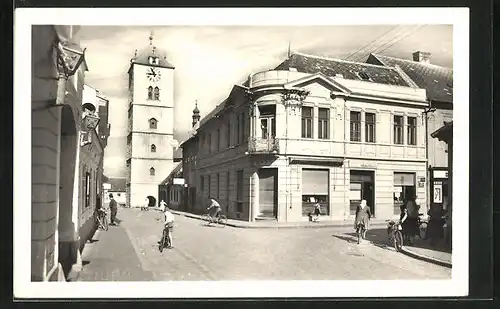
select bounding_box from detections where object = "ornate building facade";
[181,53,430,222]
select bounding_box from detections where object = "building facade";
[158,162,184,210]
[366,52,453,214]
[125,35,176,208]
[181,53,429,222]
[31,25,89,281]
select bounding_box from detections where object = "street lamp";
[55,41,86,106]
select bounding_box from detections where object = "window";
[358,72,371,81]
[200,175,205,195]
[302,169,329,216]
[236,170,244,212]
[394,115,404,144]
[301,106,313,138]
[260,105,276,139]
[365,113,376,143]
[393,172,416,214]
[85,172,91,208]
[350,111,361,142]
[226,122,231,148]
[149,56,159,65]
[318,108,329,139]
[147,86,153,100]
[216,129,221,151]
[207,175,211,198]
[407,116,417,145]
[208,133,212,153]
[151,144,156,152]
[126,158,131,167]
[216,173,220,200]
[149,118,157,129]
[153,87,160,100]
[150,167,155,176]
[226,171,230,211]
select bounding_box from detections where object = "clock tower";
[125,33,175,208]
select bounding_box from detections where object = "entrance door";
[349,170,375,216]
[258,168,278,218]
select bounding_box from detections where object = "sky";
[76,25,453,178]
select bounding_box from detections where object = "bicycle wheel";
[201,214,211,225]
[217,215,227,227]
[394,230,403,252]
[102,215,108,231]
[419,221,428,239]
[166,229,171,248]
[159,229,166,252]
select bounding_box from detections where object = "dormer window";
[149,56,159,65]
[149,118,158,129]
[147,86,153,100]
[153,87,160,100]
[358,72,371,81]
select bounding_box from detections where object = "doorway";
[258,168,278,218]
[147,195,156,207]
[349,170,375,216]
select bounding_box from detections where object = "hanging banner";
[433,181,443,203]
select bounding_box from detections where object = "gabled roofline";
[282,72,352,94]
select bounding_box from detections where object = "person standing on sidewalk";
[141,197,149,211]
[109,193,118,225]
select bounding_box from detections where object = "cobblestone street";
[78,207,451,281]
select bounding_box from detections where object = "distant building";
[367,51,453,215]
[180,52,429,222]
[158,162,184,210]
[103,177,127,206]
[125,34,176,208]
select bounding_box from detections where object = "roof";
[431,121,453,142]
[106,177,127,192]
[274,52,412,87]
[367,53,453,103]
[173,147,183,160]
[130,37,174,69]
[160,162,183,185]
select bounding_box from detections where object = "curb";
[67,228,102,282]
[170,210,388,230]
[400,246,452,268]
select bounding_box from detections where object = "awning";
[289,156,344,166]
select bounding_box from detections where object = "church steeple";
[129,31,175,69]
[192,100,201,127]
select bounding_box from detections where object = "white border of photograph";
[14,7,469,298]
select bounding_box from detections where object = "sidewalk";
[76,222,154,281]
[168,209,388,229]
[400,238,452,268]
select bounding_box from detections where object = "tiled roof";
[131,44,174,69]
[274,52,412,87]
[106,177,127,192]
[160,162,183,185]
[367,53,453,103]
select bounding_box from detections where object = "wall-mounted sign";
[418,177,426,183]
[103,183,111,190]
[418,182,425,188]
[173,178,185,185]
[433,182,443,203]
[433,170,448,179]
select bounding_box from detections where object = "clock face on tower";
[146,67,161,82]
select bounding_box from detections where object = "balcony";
[247,137,279,155]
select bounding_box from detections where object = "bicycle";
[159,224,173,252]
[356,223,367,244]
[95,209,108,231]
[201,212,227,227]
[386,219,404,252]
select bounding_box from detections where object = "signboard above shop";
[173,178,185,185]
[433,170,448,179]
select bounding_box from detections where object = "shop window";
[349,170,375,215]
[365,113,376,143]
[318,108,329,139]
[407,116,417,145]
[394,115,404,144]
[301,107,313,138]
[302,169,329,216]
[393,172,416,215]
[350,111,361,142]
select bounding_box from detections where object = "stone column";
[250,171,259,221]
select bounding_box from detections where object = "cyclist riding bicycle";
[207,197,222,220]
[354,199,372,238]
[161,206,175,249]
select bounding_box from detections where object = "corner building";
[181,53,429,222]
[126,36,176,208]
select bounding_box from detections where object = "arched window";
[150,167,155,176]
[147,86,153,100]
[149,118,157,129]
[151,144,156,152]
[153,87,160,100]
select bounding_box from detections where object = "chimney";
[412,51,431,64]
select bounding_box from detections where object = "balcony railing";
[248,137,279,154]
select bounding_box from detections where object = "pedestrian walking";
[159,199,167,212]
[402,194,420,242]
[311,201,321,222]
[109,193,118,225]
[141,197,149,211]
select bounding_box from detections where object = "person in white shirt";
[159,200,167,212]
[141,197,149,211]
[162,207,175,249]
[207,197,222,219]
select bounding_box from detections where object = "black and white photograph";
[15,7,470,298]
